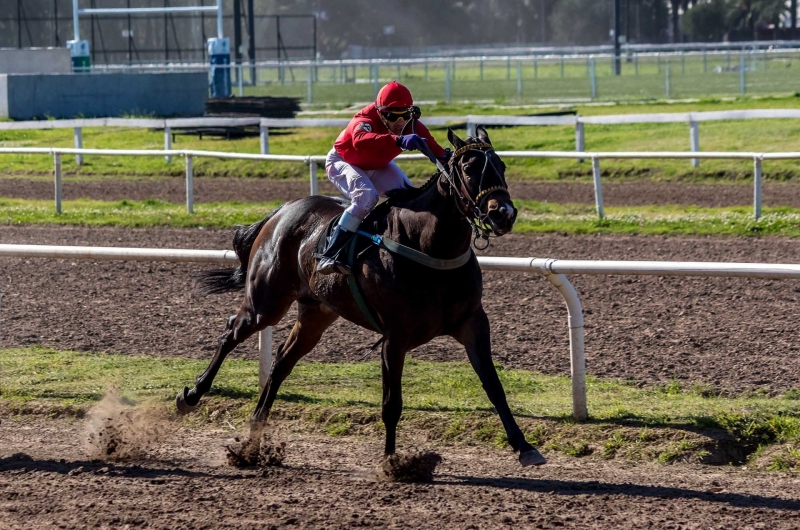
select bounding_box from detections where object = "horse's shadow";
[436,474,800,511]
[0,454,245,481]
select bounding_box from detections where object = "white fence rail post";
[53,153,62,214]
[73,127,83,166]
[575,120,585,163]
[260,125,269,154]
[185,154,194,214]
[164,127,172,163]
[309,160,318,195]
[689,120,700,167]
[259,327,273,390]
[754,155,762,220]
[591,156,604,219]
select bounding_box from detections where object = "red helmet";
[376,81,413,110]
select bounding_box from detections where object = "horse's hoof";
[520,448,547,467]
[175,387,199,415]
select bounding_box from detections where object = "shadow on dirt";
[440,475,800,511]
[0,453,244,481]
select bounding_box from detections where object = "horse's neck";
[389,181,472,259]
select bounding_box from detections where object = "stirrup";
[315,255,351,275]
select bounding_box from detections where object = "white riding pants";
[325,147,412,220]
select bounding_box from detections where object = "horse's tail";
[195,206,283,295]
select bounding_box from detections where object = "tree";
[681,0,728,41]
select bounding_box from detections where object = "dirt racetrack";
[2,416,799,529]
[2,225,800,395]
[4,176,800,208]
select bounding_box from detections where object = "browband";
[452,142,493,159]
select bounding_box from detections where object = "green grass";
[5,198,800,238]
[2,95,800,182]
[3,346,800,467]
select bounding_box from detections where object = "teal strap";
[346,236,383,334]
[357,230,472,270]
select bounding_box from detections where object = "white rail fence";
[3,109,800,165]
[0,145,790,219]
[3,243,800,421]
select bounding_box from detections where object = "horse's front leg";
[452,308,546,467]
[381,340,407,456]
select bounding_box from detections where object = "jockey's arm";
[414,121,447,159]
[351,121,399,152]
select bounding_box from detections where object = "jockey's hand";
[396,134,428,152]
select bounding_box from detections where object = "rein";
[442,141,509,249]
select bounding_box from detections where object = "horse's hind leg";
[177,288,294,413]
[249,300,338,435]
[381,340,407,456]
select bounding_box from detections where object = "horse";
[176,126,546,468]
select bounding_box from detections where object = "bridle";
[441,141,510,250]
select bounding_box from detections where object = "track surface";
[4,177,800,207]
[2,225,800,394]
[1,417,799,529]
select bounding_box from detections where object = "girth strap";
[346,236,383,334]
[356,231,472,270]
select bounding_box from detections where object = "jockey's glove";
[396,134,428,152]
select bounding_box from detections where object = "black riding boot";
[315,226,355,275]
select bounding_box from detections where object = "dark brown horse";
[177,126,546,467]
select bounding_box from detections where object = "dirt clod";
[226,433,286,469]
[378,451,442,483]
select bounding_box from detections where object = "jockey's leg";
[368,161,412,196]
[317,151,379,275]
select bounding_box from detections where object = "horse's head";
[445,126,517,238]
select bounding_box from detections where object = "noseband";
[441,142,509,249]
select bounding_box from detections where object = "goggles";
[378,105,421,123]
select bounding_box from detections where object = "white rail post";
[591,156,604,219]
[164,126,172,163]
[259,124,269,154]
[689,120,700,168]
[445,62,451,103]
[238,64,244,97]
[754,155,762,220]
[185,154,194,214]
[73,127,83,166]
[54,152,62,214]
[307,65,313,104]
[466,118,477,139]
[575,119,585,163]
[542,269,587,422]
[309,160,318,195]
[259,326,273,390]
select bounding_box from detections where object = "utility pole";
[247,0,256,83]
[792,0,797,40]
[613,0,621,75]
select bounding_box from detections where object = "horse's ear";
[476,125,492,145]
[447,127,466,150]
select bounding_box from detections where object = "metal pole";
[445,62,451,103]
[307,64,313,104]
[72,0,80,41]
[613,0,621,75]
[216,0,223,39]
[516,60,522,98]
[479,58,483,81]
[740,53,746,94]
[665,61,671,98]
[54,153,62,214]
[164,126,172,163]
[73,127,83,166]
[185,154,194,214]
[534,57,538,78]
[543,272,587,422]
[754,156,762,220]
[575,120,585,163]
[238,64,244,96]
[560,54,564,78]
[260,125,269,154]
[703,50,707,73]
[309,160,318,196]
[247,0,256,83]
[591,156,604,219]
[373,64,379,98]
[259,327,273,390]
[690,120,699,168]
[589,57,596,99]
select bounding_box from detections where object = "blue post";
[208,37,231,97]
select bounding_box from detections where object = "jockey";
[316,80,450,275]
